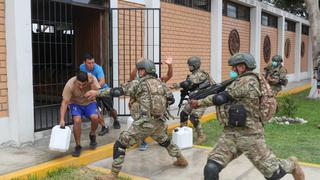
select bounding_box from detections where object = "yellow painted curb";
[299,162,320,168]
[87,166,150,180]
[192,145,212,150]
[1,143,114,180]
[277,83,311,97]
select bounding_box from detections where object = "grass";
[201,89,320,164]
[12,167,132,180]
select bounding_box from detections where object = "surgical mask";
[229,71,238,78]
[135,71,140,80]
[272,61,278,67]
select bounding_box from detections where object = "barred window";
[161,0,211,11]
[223,0,250,21]
[261,12,277,28]
[302,25,309,35]
[285,20,296,32]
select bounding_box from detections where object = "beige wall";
[0,0,7,117]
[260,26,278,73]
[160,2,211,84]
[284,31,296,74]
[221,16,250,80]
[301,34,309,72]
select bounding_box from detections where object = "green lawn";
[14,167,131,180]
[201,89,320,164]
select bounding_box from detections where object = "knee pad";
[189,115,199,128]
[265,166,286,180]
[180,111,188,123]
[113,140,126,159]
[204,159,223,180]
[159,138,171,148]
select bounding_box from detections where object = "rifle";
[177,89,189,115]
[189,78,236,100]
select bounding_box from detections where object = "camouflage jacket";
[198,72,263,133]
[174,69,210,92]
[314,57,320,80]
[97,74,171,120]
[263,64,287,87]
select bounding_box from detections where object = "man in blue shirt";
[80,53,121,135]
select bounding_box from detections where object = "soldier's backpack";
[247,72,277,123]
[141,77,168,117]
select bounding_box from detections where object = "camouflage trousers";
[208,128,295,178]
[112,116,182,174]
[181,103,205,133]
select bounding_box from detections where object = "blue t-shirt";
[80,64,109,89]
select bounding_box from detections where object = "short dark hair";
[76,71,88,82]
[83,52,93,60]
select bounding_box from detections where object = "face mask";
[229,71,238,78]
[135,71,140,80]
[272,61,278,67]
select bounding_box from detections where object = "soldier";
[314,55,320,94]
[171,56,213,144]
[190,52,304,180]
[85,58,188,180]
[264,55,288,96]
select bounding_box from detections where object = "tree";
[305,0,320,98]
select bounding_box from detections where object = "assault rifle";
[176,80,211,115]
[188,78,236,100]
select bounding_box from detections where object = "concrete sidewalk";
[91,144,320,180]
[0,78,313,177]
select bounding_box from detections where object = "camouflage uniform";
[199,73,295,178]
[174,56,212,144]
[199,53,300,180]
[264,56,288,96]
[97,60,187,177]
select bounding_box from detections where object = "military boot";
[195,127,206,145]
[173,155,188,167]
[289,156,305,180]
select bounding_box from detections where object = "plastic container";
[49,125,71,152]
[127,116,134,129]
[172,126,193,149]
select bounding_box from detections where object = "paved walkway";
[0,78,314,178]
[91,144,320,180]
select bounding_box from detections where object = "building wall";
[0,0,7,117]
[260,26,278,73]
[284,31,296,74]
[222,16,250,80]
[301,34,309,72]
[160,2,211,84]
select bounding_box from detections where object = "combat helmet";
[187,56,201,71]
[272,55,283,62]
[136,58,156,74]
[228,52,256,70]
